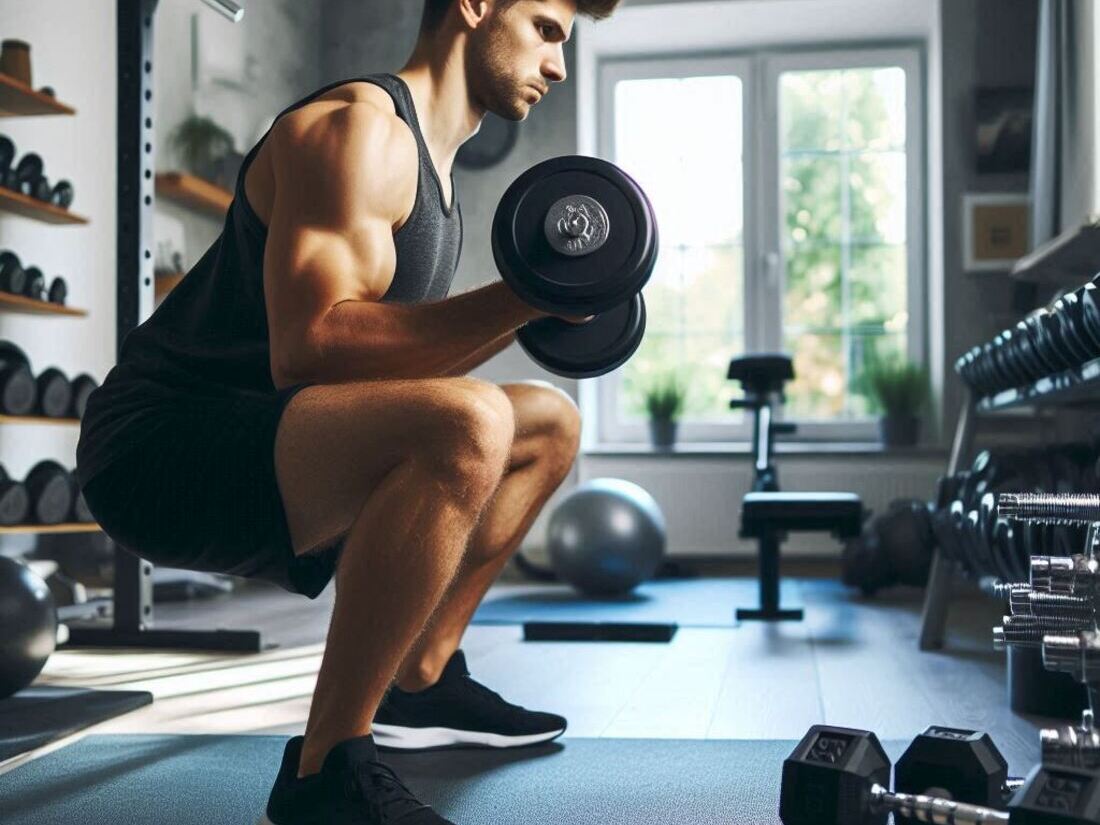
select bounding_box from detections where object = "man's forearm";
[280,280,544,385]
[441,330,518,377]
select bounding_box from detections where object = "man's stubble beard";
[466,28,528,122]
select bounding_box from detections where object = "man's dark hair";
[420,0,621,34]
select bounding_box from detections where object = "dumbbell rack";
[0,41,100,533]
[919,361,1100,650]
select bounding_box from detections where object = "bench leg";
[736,532,804,622]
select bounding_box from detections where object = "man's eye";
[538,24,553,38]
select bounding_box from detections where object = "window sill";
[583,441,948,458]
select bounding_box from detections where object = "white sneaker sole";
[371,723,566,751]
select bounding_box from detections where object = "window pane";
[780,70,843,151]
[612,72,746,425]
[844,67,906,151]
[784,245,841,331]
[849,152,907,243]
[850,243,907,327]
[784,157,843,245]
[779,65,911,421]
[615,76,743,246]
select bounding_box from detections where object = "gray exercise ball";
[547,478,667,596]
[0,555,57,699]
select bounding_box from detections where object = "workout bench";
[727,354,864,621]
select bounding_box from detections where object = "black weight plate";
[0,249,24,295]
[36,368,72,418]
[30,174,50,202]
[493,156,658,315]
[0,134,14,173]
[47,276,67,305]
[25,460,74,525]
[0,480,28,526]
[23,266,45,301]
[69,374,98,418]
[51,179,73,209]
[1080,284,1100,352]
[1036,310,1076,371]
[14,152,43,185]
[992,332,1028,386]
[1021,315,1061,375]
[1052,295,1093,364]
[1044,304,1088,368]
[1007,324,1044,381]
[518,292,646,379]
[0,340,31,370]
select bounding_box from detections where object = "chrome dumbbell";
[1041,710,1100,771]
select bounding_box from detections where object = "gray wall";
[938,0,1038,433]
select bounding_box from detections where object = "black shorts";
[80,384,340,599]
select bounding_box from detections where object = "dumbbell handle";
[870,784,1009,823]
[997,492,1100,524]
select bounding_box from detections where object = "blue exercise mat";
[3,733,826,824]
[472,578,803,627]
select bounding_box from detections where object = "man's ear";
[457,0,493,30]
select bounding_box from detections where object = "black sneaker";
[260,734,456,824]
[373,650,567,751]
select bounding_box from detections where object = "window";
[596,47,925,443]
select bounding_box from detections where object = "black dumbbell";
[22,266,45,301]
[13,153,43,196]
[0,463,29,526]
[492,156,657,379]
[35,367,72,418]
[47,276,67,305]
[24,460,75,525]
[781,724,1100,824]
[71,485,95,524]
[0,341,37,416]
[897,726,1024,809]
[0,134,14,185]
[69,374,98,419]
[0,249,26,295]
[50,179,73,210]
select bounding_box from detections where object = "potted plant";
[169,114,240,188]
[642,371,687,448]
[864,355,929,447]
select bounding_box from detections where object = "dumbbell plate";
[493,155,659,316]
[518,292,646,379]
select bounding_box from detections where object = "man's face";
[466,0,574,121]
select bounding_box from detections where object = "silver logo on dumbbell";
[544,195,610,257]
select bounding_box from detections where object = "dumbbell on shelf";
[1041,710,1100,772]
[35,367,72,418]
[492,155,658,379]
[47,276,67,305]
[22,265,46,301]
[780,724,1100,824]
[0,250,26,295]
[24,460,75,526]
[0,463,30,527]
[69,374,98,419]
[0,341,37,416]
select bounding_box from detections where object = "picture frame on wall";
[962,193,1030,272]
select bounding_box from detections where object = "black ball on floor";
[0,555,57,700]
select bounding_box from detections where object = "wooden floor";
[30,576,1046,774]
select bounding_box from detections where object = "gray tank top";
[76,73,462,484]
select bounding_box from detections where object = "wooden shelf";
[0,291,87,317]
[0,184,87,224]
[0,522,101,535]
[0,414,79,426]
[156,172,232,217]
[0,72,75,117]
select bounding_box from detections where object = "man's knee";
[424,379,515,484]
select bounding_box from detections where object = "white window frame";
[594,44,927,445]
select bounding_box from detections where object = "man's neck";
[396,51,484,180]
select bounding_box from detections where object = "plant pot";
[649,418,678,449]
[879,414,920,447]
